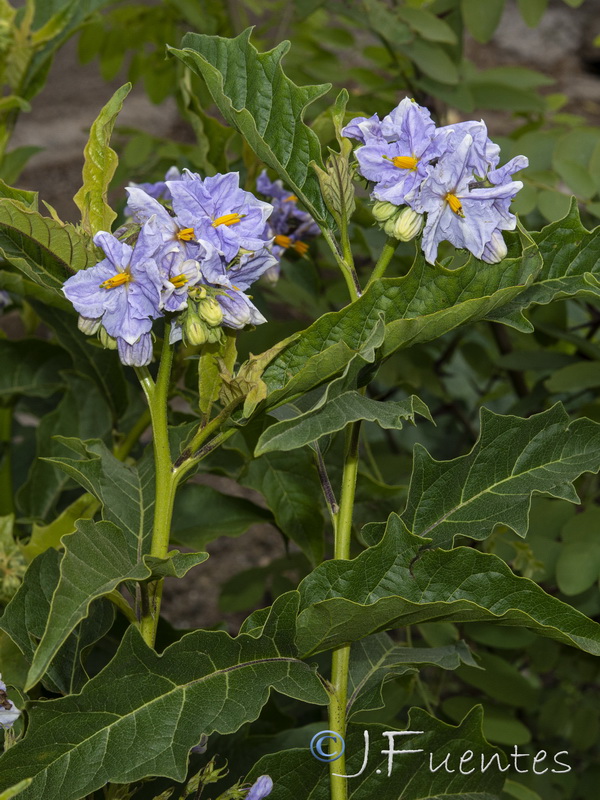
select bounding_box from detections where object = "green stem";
[328,420,361,800]
[135,327,177,648]
[0,405,14,515]
[367,237,398,287]
[320,227,361,302]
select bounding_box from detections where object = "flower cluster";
[257,170,320,283]
[63,170,280,366]
[342,98,528,265]
[0,674,20,730]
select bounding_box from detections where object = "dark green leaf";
[402,404,600,547]
[0,340,68,399]
[0,594,328,800]
[295,514,600,657]
[169,28,331,223]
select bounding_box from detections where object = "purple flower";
[117,333,153,366]
[124,187,193,251]
[0,674,20,730]
[246,775,273,800]
[434,120,500,178]
[158,244,201,313]
[199,241,274,329]
[166,171,273,262]
[353,98,440,205]
[341,113,383,145]
[415,134,524,265]
[62,219,163,345]
[125,166,181,216]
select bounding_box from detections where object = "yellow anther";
[293,240,309,256]
[177,227,195,241]
[100,272,130,290]
[212,213,243,228]
[171,274,188,289]
[445,193,464,217]
[390,155,419,171]
[283,194,298,202]
[274,234,292,249]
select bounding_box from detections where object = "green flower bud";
[99,326,118,350]
[198,297,223,327]
[372,200,399,223]
[184,312,209,346]
[78,315,101,336]
[383,206,424,241]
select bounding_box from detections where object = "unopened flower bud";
[383,206,423,241]
[184,312,209,346]
[481,229,508,264]
[99,326,118,350]
[372,200,399,223]
[78,315,101,336]
[198,297,223,327]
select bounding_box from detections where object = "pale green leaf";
[73,83,131,235]
[462,0,505,43]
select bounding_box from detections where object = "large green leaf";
[402,404,600,548]
[261,236,541,409]
[0,199,94,295]
[295,514,600,657]
[24,520,208,691]
[74,83,131,236]
[242,448,324,564]
[168,28,331,223]
[0,549,114,695]
[488,202,600,329]
[0,594,328,800]
[347,633,477,718]
[0,340,68,399]
[245,709,505,800]
[43,437,155,550]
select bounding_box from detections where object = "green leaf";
[257,393,430,455]
[462,0,505,43]
[0,781,33,800]
[295,514,600,657]
[401,404,600,547]
[517,0,548,27]
[545,361,600,393]
[488,202,600,327]
[0,340,68,399]
[243,449,324,565]
[397,6,458,43]
[73,83,131,236]
[0,549,114,695]
[17,375,113,522]
[0,199,94,295]
[21,493,98,561]
[555,508,600,596]
[0,270,71,309]
[31,303,128,419]
[347,633,477,718]
[24,519,207,690]
[363,0,412,45]
[246,709,506,799]
[0,595,328,800]
[168,28,331,224]
[172,483,272,550]
[262,235,541,409]
[43,437,155,549]
[0,147,42,184]
[399,38,460,85]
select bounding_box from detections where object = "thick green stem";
[0,405,14,515]
[367,237,398,287]
[328,420,361,800]
[135,328,177,647]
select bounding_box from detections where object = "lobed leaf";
[0,595,328,800]
[295,514,600,657]
[168,28,331,223]
[402,403,600,547]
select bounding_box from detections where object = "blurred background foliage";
[2,2,600,799]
